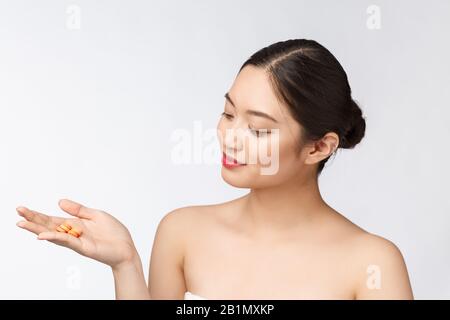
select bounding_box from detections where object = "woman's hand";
[16,199,138,269]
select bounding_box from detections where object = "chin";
[220,167,253,188]
[220,166,278,189]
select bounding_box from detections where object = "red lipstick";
[222,152,246,169]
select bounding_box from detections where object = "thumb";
[58,199,94,220]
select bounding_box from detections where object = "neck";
[240,172,328,237]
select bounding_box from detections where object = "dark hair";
[239,39,366,175]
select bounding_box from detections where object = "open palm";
[16,199,137,268]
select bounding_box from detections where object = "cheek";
[255,133,297,165]
[216,118,227,145]
[275,127,304,169]
[278,144,302,175]
[278,138,299,162]
[247,134,300,177]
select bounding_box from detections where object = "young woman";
[16,39,413,300]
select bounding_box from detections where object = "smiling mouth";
[222,152,246,167]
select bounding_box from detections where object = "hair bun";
[340,99,366,149]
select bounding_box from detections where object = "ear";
[304,132,339,165]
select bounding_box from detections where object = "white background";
[0,0,449,299]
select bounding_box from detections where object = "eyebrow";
[224,92,279,123]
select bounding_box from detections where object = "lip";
[222,152,246,169]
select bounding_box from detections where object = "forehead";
[229,65,302,140]
[228,65,283,118]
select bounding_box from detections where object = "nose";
[222,126,245,152]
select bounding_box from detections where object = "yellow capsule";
[60,224,71,232]
[56,226,66,233]
[62,223,72,230]
[68,229,81,238]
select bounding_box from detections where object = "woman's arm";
[16,199,152,299]
[353,234,414,299]
[148,208,190,299]
[17,199,191,299]
[112,254,150,300]
[114,207,191,300]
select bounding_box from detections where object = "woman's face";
[217,65,313,189]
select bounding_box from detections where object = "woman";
[16,39,413,300]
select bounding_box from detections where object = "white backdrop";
[1,0,449,299]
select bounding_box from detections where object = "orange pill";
[60,224,71,232]
[68,229,81,238]
[61,223,72,231]
[56,226,67,233]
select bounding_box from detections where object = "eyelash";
[221,112,233,120]
[221,112,271,137]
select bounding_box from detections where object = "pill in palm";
[56,226,66,233]
[68,229,81,238]
[60,224,72,232]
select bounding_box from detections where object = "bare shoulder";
[323,208,409,264]
[148,203,221,298]
[341,225,414,299]
[156,201,229,238]
[320,208,413,299]
[159,205,203,227]
[159,202,223,226]
[350,231,406,263]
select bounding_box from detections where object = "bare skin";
[149,193,413,299]
[16,200,149,300]
[16,65,413,299]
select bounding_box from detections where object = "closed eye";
[248,126,271,137]
[221,112,234,120]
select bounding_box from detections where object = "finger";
[37,231,83,252]
[16,220,48,235]
[58,199,95,220]
[16,206,65,228]
[16,206,49,225]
